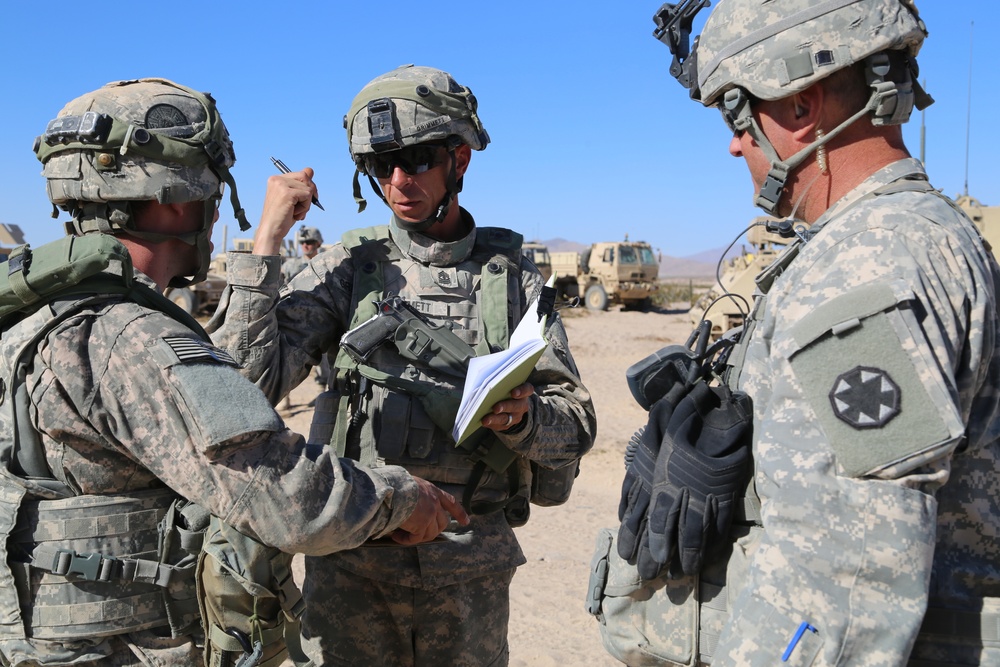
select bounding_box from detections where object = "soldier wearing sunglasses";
[210,65,596,666]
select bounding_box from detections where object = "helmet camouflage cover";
[652,0,931,214]
[296,225,323,244]
[692,0,928,106]
[34,78,248,233]
[345,64,490,158]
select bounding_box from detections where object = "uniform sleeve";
[715,211,995,665]
[496,264,598,469]
[40,306,418,556]
[208,249,352,404]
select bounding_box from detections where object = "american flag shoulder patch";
[162,336,238,367]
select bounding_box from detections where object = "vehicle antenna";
[963,21,974,197]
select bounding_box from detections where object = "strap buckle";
[51,548,117,582]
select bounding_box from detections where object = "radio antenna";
[963,21,974,197]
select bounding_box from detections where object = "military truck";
[521,241,552,282]
[688,217,801,337]
[551,239,660,311]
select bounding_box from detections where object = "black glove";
[616,425,653,565]
[642,381,752,579]
[617,381,691,570]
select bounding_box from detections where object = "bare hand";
[392,477,470,545]
[254,168,319,255]
[482,382,535,432]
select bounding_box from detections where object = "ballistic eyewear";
[358,144,448,179]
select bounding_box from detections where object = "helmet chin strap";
[748,102,870,215]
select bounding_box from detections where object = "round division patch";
[829,366,901,429]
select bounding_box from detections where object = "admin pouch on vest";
[197,516,312,667]
[0,234,211,645]
[313,224,578,524]
[587,527,735,666]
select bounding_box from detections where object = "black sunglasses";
[358,144,448,179]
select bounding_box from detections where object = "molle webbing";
[1,488,203,641]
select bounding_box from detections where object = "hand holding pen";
[270,156,324,211]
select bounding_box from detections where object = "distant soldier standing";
[599,1,1000,665]
[0,78,465,666]
[210,65,597,666]
[282,225,324,283]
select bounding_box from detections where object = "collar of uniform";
[812,157,927,232]
[388,208,477,267]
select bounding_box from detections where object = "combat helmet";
[652,0,932,214]
[344,64,490,231]
[34,78,250,286]
[296,225,324,245]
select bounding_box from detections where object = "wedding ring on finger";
[504,413,514,428]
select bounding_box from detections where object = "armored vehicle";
[521,241,552,282]
[551,239,660,311]
[164,272,227,317]
[689,218,797,337]
[955,195,1000,257]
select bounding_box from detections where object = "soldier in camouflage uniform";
[281,226,324,283]
[0,78,467,667]
[603,0,1000,664]
[209,65,597,665]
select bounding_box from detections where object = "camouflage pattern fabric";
[300,562,514,665]
[716,158,1000,665]
[0,267,419,666]
[280,256,309,284]
[210,208,596,665]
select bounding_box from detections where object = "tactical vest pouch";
[529,459,580,507]
[0,235,131,319]
[4,488,198,641]
[306,390,341,447]
[587,527,699,667]
[197,516,310,667]
[588,526,737,666]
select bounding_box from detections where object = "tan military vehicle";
[955,195,1000,257]
[521,241,552,281]
[551,239,660,311]
[0,223,27,262]
[689,217,799,337]
[164,271,227,317]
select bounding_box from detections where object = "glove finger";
[618,470,638,521]
[636,529,664,580]
[677,494,712,576]
[617,486,651,561]
[647,488,685,567]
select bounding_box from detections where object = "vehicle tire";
[167,287,196,314]
[585,284,608,311]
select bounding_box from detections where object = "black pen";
[270,156,324,211]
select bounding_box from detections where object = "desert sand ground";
[278,304,694,666]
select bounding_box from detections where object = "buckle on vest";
[52,548,117,582]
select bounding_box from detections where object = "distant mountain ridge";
[535,237,735,279]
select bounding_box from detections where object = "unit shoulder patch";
[829,365,900,429]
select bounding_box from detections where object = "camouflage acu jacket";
[718,158,1000,666]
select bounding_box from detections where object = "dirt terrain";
[279,305,695,666]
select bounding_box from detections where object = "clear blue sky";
[2,1,996,259]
